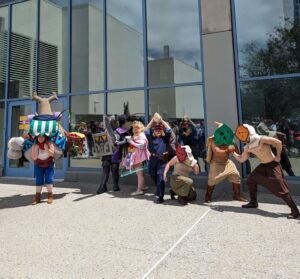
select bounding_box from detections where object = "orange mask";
[235,125,249,142]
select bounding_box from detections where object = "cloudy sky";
[234,0,295,64]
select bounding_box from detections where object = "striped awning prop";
[29,120,58,137]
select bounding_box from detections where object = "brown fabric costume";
[247,161,289,197]
[208,159,240,186]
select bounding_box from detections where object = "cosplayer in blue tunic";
[145,113,172,204]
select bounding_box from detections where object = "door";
[5,100,35,177]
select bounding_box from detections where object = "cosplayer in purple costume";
[96,115,130,194]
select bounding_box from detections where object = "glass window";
[9,0,37,99]
[71,0,104,93]
[0,102,4,165]
[70,93,104,168]
[0,6,8,99]
[149,85,206,172]
[39,0,68,95]
[240,78,300,176]
[235,0,300,77]
[107,0,143,89]
[147,0,202,86]
[107,90,145,122]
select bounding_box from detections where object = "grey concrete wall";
[202,31,239,135]
[201,0,239,135]
[201,0,231,34]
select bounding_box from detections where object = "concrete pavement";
[0,178,299,279]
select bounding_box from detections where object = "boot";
[96,185,107,194]
[96,166,110,194]
[232,183,248,202]
[32,192,41,205]
[177,196,188,205]
[205,185,214,203]
[169,189,176,200]
[111,164,120,191]
[281,194,300,219]
[242,187,258,208]
[47,192,53,204]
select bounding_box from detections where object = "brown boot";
[177,196,188,205]
[205,185,214,203]
[232,183,248,202]
[169,189,176,200]
[32,192,42,205]
[281,194,299,219]
[47,192,53,204]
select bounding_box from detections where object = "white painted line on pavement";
[141,207,211,279]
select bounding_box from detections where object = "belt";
[151,152,167,157]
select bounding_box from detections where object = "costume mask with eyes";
[176,145,187,162]
[214,122,234,146]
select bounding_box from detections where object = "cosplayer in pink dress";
[123,121,150,195]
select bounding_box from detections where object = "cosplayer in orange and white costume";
[234,124,299,219]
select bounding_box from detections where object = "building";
[0,0,299,181]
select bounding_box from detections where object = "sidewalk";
[0,179,299,279]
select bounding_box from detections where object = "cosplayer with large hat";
[233,124,299,219]
[205,122,247,203]
[7,92,69,205]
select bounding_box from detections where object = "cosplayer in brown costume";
[163,145,199,205]
[234,124,299,219]
[205,122,247,203]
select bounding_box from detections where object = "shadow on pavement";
[0,193,67,209]
[210,204,289,219]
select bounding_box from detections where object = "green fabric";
[29,120,57,137]
[214,123,234,146]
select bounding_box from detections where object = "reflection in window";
[107,90,145,122]
[235,0,300,77]
[72,0,104,92]
[70,94,104,168]
[0,6,8,99]
[0,102,4,164]
[107,0,143,89]
[147,0,202,85]
[240,78,300,175]
[149,86,206,172]
[39,0,68,95]
[9,0,37,99]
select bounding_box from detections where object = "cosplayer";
[96,114,130,194]
[234,124,299,219]
[145,113,172,204]
[256,121,295,176]
[31,135,55,204]
[178,115,197,159]
[7,92,68,205]
[163,145,199,205]
[122,121,150,195]
[205,122,247,203]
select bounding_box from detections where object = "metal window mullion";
[34,0,40,94]
[67,0,72,94]
[198,0,208,166]
[230,0,246,177]
[2,4,12,172]
[142,0,149,123]
[103,0,108,114]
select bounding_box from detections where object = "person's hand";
[274,156,280,163]
[226,145,236,153]
[163,174,167,182]
[126,136,132,143]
